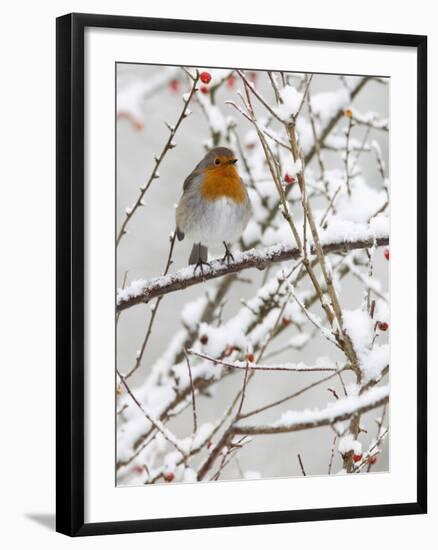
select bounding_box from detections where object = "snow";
[296,117,314,154]
[198,320,248,358]
[310,88,350,124]
[335,176,388,224]
[178,422,215,454]
[319,217,388,246]
[181,295,208,330]
[275,85,303,121]
[224,358,336,372]
[338,433,362,455]
[369,213,389,236]
[283,158,302,179]
[354,111,389,130]
[343,309,389,383]
[360,344,389,384]
[343,309,374,353]
[268,385,389,428]
[197,91,231,137]
[374,299,390,324]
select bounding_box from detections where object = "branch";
[233,386,389,435]
[304,76,371,164]
[183,349,198,434]
[117,370,187,457]
[188,349,339,373]
[297,453,307,476]
[117,235,389,312]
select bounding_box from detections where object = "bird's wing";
[176,171,202,241]
[176,226,185,241]
[241,177,251,200]
[183,168,202,192]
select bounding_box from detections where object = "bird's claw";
[193,259,210,277]
[222,247,235,266]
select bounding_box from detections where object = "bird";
[175,147,252,274]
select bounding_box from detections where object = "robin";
[176,147,252,273]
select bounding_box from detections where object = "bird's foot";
[222,243,235,266]
[193,259,210,277]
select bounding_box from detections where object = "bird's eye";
[214,158,221,165]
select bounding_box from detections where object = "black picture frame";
[56,12,427,537]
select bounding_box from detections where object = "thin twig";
[238,367,346,421]
[328,435,337,474]
[117,369,187,458]
[294,74,313,121]
[237,70,285,123]
[297,453,307,476]
[184,349,198,434]
[344,116,353,196]
[116,270,129,323]
[188,349,338,373]
[236,361,251,418]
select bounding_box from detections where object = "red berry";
[223,345,235,357]
[200,71,212,84]
[132,465,144,474]
[367,455,378,465]
[282,317,292,327]
[226,75,236,88]
[378,321,389,332]
[199,85,209,94]
[200,334,209,345]
[248,71,258,83]
[352,453,363,463]
[169,78,180,92]
[164,471,175,482]
[384,249,390,260]
[207,440,213,449]
[284,173,295,185]
[246,353,255,363]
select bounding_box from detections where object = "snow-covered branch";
[117,234,389,312]
[233,386,389,435]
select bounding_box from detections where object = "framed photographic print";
[56,13,427,536]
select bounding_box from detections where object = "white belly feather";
[185,197,249,245]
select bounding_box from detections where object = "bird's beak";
[228,158,238,165]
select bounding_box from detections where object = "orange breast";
[199,166,246,203]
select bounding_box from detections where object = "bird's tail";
[189,243,208,265]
